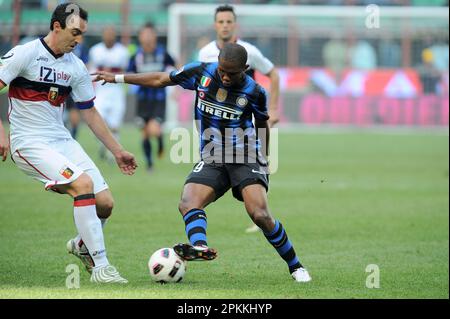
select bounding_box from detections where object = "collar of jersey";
[39,37,64,59]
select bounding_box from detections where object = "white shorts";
[95,92,126,130]
[11,138,108,194]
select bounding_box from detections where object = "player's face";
[55,17,87,54]
[217,58,246,87]
[214,11,236,43]
[139,27,157,53]
[102,27,116,48]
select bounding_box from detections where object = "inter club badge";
[236,96,248,108]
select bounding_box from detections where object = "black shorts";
[184,161,269,202]
[137,100,166,123]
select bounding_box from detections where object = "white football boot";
[90,265,128,284]
[291,267,312,283]
[66,238,94,274]
[245,223,261,233]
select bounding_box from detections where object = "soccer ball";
[148,247,186,283]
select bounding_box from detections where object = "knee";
[178,196,200,216]
[249,206,273,229]
[72,173,94,195]
[178,198,190,216]
[97,197,114,219]
[142,127,150,139]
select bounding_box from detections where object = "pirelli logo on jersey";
[197,99,243,120]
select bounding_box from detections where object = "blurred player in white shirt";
[0,3,136,283]
[88,26,129,161]
[198,5,280,233]
[198,5,280,128]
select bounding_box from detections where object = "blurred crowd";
[17,0,450,8]
[1,31,448,96]
[2,0,448,96]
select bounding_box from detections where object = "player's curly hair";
[50,2,88,31]
[215,5,236,21]
[219,43,247,68]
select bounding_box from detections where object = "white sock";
[73,194,109,268]
[74,234,82,246]
[74,218,107,246]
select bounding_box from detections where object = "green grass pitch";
[0,125,448,298]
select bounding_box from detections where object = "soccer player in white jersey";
[88,26,129,161]
[198,4,280,233]
[0,3,137,284]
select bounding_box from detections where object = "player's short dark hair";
[139,22,156,35]
[215,5,236,21]
[50,2,88,31]
[141,22,155,31]
[219,43,247,68]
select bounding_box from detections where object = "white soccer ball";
[148,247,187,283]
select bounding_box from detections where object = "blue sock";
[264,220,303,273]
[71,126,78,140]
[183,209,208,246]
[142,139,152,167]
[157,135,164,154]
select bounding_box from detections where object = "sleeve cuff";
[76,97,95,109]
[169,71,177,83]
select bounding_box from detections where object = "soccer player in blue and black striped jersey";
[94,43,311,282]
[128,23,176,172]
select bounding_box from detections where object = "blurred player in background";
[0,120,7,162]
[0,3,136,283]
[94,43,311,283]
[128,23,176,172]
[198,4,280,233]
[89,26,129,161]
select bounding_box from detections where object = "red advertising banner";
[255,68,449,97]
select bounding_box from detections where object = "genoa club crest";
[48,87,59,102]
[60,166,74,179]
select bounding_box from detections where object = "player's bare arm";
[255,118,270,161]
[266,68,280,127]
[80,107,137,175]
[93,71,174,88]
